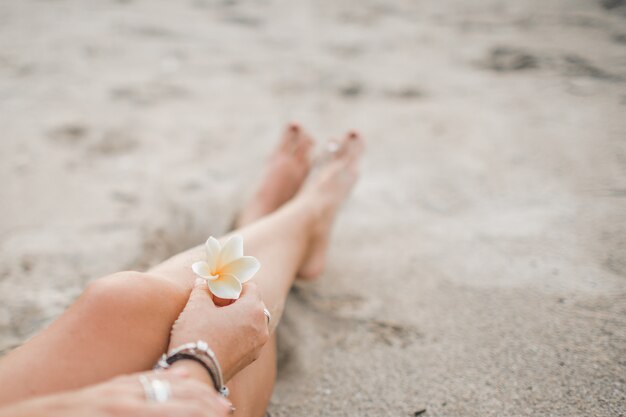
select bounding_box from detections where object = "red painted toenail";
[289,123,300,132]
[348,131,358,139]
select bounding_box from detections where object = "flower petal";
[207,274,243,300]
[219,235,244,267]
[221,256,260,283]
[192,261,214,279]
[205,237,221,272]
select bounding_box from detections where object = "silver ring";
[139,375,171,403]
[139,375,153,401]
[151,379,171,403]
[263,308,271,326]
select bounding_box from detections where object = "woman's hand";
[0,370,231,417]
[169,279,270,382]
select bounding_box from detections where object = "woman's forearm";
[0,393,67,417]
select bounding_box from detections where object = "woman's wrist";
[159,340,230,397]
[166,361,214,387]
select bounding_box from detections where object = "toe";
[279,122,301,151]
[331,131,360,159]
[345,130,364,159]
[296,133,315,161]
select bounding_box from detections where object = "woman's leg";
[235,123,313,228]
[0,125,312,404]
[0,131,363,417]
[152,200,312,417]
[217,132,364,416]
[0,125,314,404]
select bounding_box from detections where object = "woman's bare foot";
[236,123,314,227]
[296,131,364,280]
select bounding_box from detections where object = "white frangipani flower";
[192,235,260,300]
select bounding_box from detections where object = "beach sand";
[0,0,625,415]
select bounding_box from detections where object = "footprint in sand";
[384,87,424,100]
[88,129,139,156]
[110,82,189,106]
[365,319,421,348]
[47,123,89,145]
[48,124,140,159]
[482,46,538,72]
[290,285,370,316]
[560,54,622,81]
[613,33,626,44]
[337,81,365,98]
[601,0,626,11]
[291,286,421,348]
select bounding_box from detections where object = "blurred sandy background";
[1,0,625,416]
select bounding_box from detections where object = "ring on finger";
[139,375,171,403]
[151,379,171,403]
[139,375,153,401]
[263,308,271,326]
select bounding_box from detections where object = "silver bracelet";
[154,340,229,397]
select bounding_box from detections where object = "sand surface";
[1,0,625,416]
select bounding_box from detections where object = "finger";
[212,295,234,307]
[225,283,271,331]
[133,371,186,402]
[169,380,233,411]
[238,281,260,300]
[134,374,231,416]
[189,278,216,307]
[225,283,261,311]
[109,373,150,401]
[146,402,229,417]
[216,281,259,307]
[143,369,188,383]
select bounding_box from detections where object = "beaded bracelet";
[154,340,229,397]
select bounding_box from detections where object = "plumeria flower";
[192,235,260,300]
